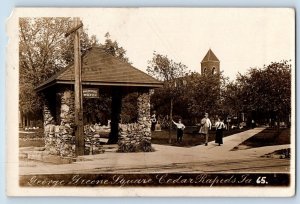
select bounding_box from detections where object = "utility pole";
[168,97,173,144]
[66,18,84,156]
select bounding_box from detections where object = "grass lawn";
[19,126,249,148]
[238,127,290,148]
[19,128,44,147]
[151,128,250,147]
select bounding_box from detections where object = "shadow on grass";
[233,128,290,150]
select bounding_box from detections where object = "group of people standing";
[198,113,225,146]
[150,111,225,146]
[152,112,225,146]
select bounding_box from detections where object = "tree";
[221,81,241,115]
[19,17,100,127]
[19,18,73,127]
[222,60,291,129]
[101,32,130,63]
[238,60,291,127]
[183,72,227,122]
[62,31,99,65]
[147,52,189,143]
[147,52,188,81]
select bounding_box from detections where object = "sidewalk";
[19,128,290,175]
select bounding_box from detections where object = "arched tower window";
[212,67,216,75]
[203,67,207,74]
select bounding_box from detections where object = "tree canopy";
[147,52,189,82]
[147,52,189,121]
[19,18,74,117]
[233,60,291,123]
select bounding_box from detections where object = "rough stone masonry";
[43,88,102,158]
[43,89,76,157]
[118,91,153,152]
[43,89,153,157]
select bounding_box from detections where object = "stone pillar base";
[118,92,153,152]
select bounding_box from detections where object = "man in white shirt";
[199,112,212,146]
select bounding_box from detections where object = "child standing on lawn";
[172,119,185,143]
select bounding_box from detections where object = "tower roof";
[201,49,219,63]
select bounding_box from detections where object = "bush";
[117,140,154,153]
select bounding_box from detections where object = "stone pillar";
[136,91,152,146]
[43,101,56,153]
[118,91,153,152]
[57,89,76,157]
[137,91,151,133]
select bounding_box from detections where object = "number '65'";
[256,176,267,184]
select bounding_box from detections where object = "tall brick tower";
[201,49,220,75]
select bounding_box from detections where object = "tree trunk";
[20,110,25,128]
[277,116,280,134]
[26,114,29,128]
[168,98,173,144]
[22,115,25,129]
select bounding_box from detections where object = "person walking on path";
[172,119,185,143]
[199,113,212,146]
[215,117,225,146]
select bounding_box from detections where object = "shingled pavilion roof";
[201,49,219,63]
[36,47,163,92]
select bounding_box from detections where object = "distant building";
[201,49,220,75]
[200,49,221,123]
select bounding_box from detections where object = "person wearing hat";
[199,112,212,146]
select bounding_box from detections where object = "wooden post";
[73,17,84,156]
[168,97,173,144]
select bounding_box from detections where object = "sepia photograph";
[6,8,295,196]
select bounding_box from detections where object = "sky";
[81,8,295,80]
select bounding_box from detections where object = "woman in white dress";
[215,117,225,146]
